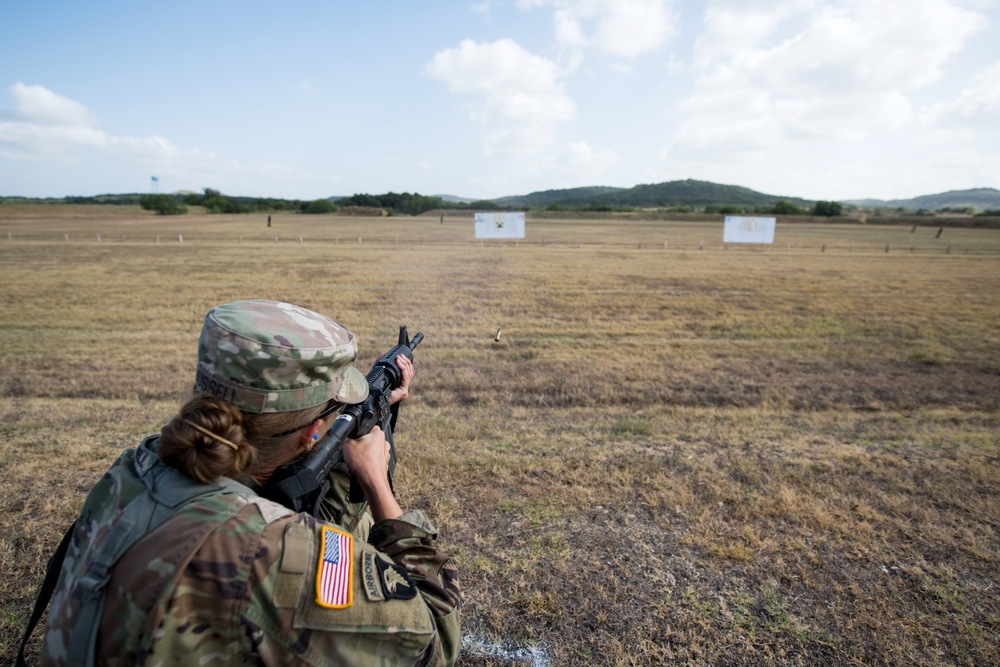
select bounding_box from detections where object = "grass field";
[1,205,998,666]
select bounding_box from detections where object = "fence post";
[178,235,183,243]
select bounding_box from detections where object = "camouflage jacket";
[40,436,461,666]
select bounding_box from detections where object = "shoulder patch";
[375,556,417,601]
[315,526,353,609]
[362,551,385,602]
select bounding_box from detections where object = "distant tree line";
[334,192,504,216]
[2,191,863,219]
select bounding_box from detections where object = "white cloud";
[560,140,618,173]
[921,59,1000,127]
[663,0,988,193]
[424,38,575,155]
[10,82,98,127]
[0,83,316,188]
[521,0,678,58]
[664,53,683,76]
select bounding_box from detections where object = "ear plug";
[313,434,319,441]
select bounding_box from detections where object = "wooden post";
[179,235,183,243]
[821,244,825,252]
[65,234,69,241]
[884,244,889,253]
[664,241,668,250]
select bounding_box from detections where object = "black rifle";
[260,326,423,515]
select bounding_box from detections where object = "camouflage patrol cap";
[195,300,369,413]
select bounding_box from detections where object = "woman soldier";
[38,300,460,666]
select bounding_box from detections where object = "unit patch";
[360,551,418,602]
[375,556,417,601]
[315,527,353,609]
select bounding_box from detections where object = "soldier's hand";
[389,355,414,405]
[343,426,402,521]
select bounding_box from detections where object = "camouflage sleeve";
[368,510,462,663]
[243,507,460,667]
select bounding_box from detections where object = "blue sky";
[1,0,997,201]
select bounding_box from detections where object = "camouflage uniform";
[40,301,460,666]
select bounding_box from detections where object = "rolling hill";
[844,188,1000,211]
[492,179,813,209]
[487,181,1000,212]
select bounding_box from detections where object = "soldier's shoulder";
[246,519,437,660]
[266,518,433,619]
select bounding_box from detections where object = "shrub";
[139,194,187,215]
[771,200,807,215]
[812,201,843,217]
[302,199,337,214]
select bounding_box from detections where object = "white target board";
[475,212,525,239]
[724,216,776,244]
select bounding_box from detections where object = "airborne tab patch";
[362,551,384,601]
[316,527,353,609]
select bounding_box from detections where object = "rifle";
[260,325,423,515]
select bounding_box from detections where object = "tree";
[302,199,336,214]
[139,194,187,215]
[812,201,843,217]
[201,187,243,214]
[771,200,807,215]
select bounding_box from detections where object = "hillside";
[845,188,1000,211]
[493,179,811,209]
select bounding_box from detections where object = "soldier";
[37,300,460,666]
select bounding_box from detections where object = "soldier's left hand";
[389,355,414,405]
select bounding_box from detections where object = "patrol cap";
[194,300,369,413]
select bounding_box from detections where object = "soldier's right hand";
[343,426,402,521]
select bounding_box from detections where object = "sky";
[1,0,998,202]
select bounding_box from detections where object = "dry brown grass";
[1,205,998,666]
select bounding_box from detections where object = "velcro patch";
[362,551,384,601]
[375,556,417,601]
[315,527,353,609]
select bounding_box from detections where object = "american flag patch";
[316,527,353,608]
